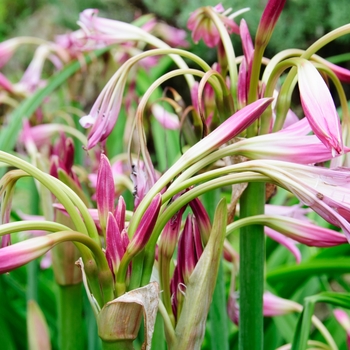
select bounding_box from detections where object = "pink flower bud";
[263,292,300,317]
[127,193,162,254]
[158,204,186,259]
[96,154,115,233]
[189,197,212,245]
[255,0,287,48]
[0,235,59,273]
[105,212,125,277]
[177,215,199,284]
[265,216,347,247]
[114,196,126,232]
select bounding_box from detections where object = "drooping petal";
[264,215,347,247]
[245,160,350,239]
[263,292,300,317]
[0,236,58,273]
[298,60,343,155]
[235,126,349,164]
[151,104,180,130]
[265,227,301,263]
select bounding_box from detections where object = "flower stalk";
[239,182,265,350]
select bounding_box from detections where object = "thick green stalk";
[101,340,134,350]
[58,284,85,350]
[27,178,39,302]
[239,182,265,350]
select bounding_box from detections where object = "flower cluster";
[1,1,350,349]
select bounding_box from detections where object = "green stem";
[127,250,144,291]
[158,299,176,347]
[58,284,85,350]
[247,47,265,137]
[206,7,238,106]
[27,177,39,303]
[101,340,134,350]
[239,182,265,350]
[138,173,269,296]
[0,221,71,236]
[274,24,350,128]
[26,261,38,302]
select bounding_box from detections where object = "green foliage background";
[1,0,350,59]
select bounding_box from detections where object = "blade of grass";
[292,292,350,350]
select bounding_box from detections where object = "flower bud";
[0,235,58,273]
[255,0,286,49]
[126,193,162,255]
[96,154,115,234]
[114,196,126,231]
[105,212,125,277]
[189,197,211,245]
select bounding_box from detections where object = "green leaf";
[267,258,350,296]
[292,292,350,350]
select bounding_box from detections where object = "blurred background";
[1,0,350,63]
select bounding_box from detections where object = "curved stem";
[206,7,238,106]
[133,68,222,192]
[0,152,88,236]
[275,24,350,127]
[55,231,114,304]
[158,299,176,347]
[0,221,71,236]
[311,315,338,350]
[60,183,100,243]
[45,124,87,145]
[154,172,268,248]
